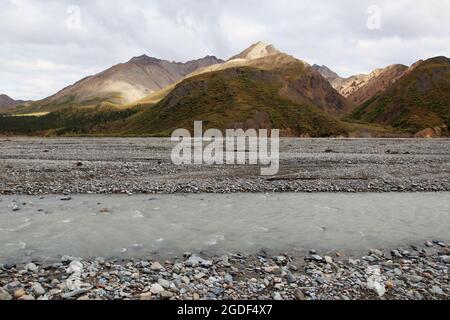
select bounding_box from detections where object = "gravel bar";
[0,138,449,195]
[0,242,448,301]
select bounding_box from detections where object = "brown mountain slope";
[138,42,351,116]
[12,55,223,114]
[345,64,408,105]
[0,94,28,111]
[350,56,450,134]
[312,65,342,83]
[315,64,409,106]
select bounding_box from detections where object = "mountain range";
[2,42,449,137]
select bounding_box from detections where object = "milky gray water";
[0,193,449,262]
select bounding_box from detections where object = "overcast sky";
[1,0,449,100]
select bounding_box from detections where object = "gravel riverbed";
[0,138,449,194]
[0,242,448,301]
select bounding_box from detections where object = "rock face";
[14,55,223,113]
[314,64,408,106]
[350,56,450,134]
[345,64,408,105]
[312,65,342,83]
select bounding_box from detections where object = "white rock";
[24,263,39,273]
[150,262,164,271]
[150,283,164,295]
[158,278,171,289]
[32,283,46,296]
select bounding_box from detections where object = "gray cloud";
[0,0,449,100]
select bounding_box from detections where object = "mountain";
[314,64,409,106]
[0,94,28,111]
[104,42,352,136]
[12,55,223,114]
[139,42,351,115]
[312,65,342,83]
[335,65,408,105]
[350,56,450,135]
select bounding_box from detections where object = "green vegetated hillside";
[350,57,450,134]
[108,67,349,137]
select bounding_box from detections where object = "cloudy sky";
[1,0,449,100]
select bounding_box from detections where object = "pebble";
[294,289,306,300]
[0,287,12,300]
[32,283,46,296]
[150,283,164,295]
[24,263,39,273]
[158,278,171,289]
[150,262,164,271]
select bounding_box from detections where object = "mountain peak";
[0,93,26,109]
[230,41,280,60]
[312,65,341,82]
[128,54,161,64]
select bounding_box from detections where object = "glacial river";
[0,193,449,262]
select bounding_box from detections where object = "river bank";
[1,242,448,301]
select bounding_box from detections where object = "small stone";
[194,272,206,280]
[14,288,26,299]
[385,281,395,289]
[369,249,383,257]
[0,287,12,300]
[160,291,174,300]
[158,278,171,289]
[150,262,164,271]
[77,295,90,301]
[362,256,377,263]
[391,250,402,258]
[425,241,434,247]
[324,256,333,264]
[140,292,153,300]
[24,263,39,273]
[18,295,35,300]
[310,255,323,262]
[286,273,296,284]
[272,293,283,300]
[181,276,190,284]
[264,266,280,273]
[224,274,233,284]
[150,283,164,295]
[294,289,306,300]
[440,256,450,264]
[407,275,423,283]
[431,286,445,296]
[32,283,46,296]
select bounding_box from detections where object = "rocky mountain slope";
[312,65,342,83]
[107,42,352,136]
[12,55,223,114]
[350,56,450,135]
[0,94,27,111]
[139,42,351,115]
[315,64,409,106]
